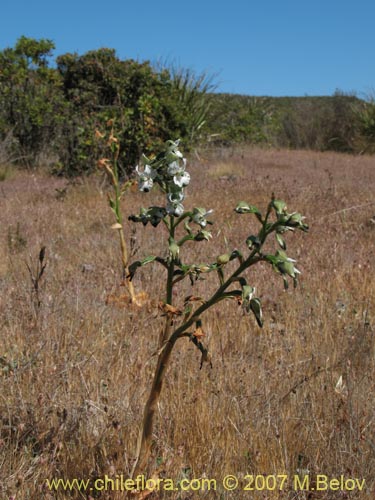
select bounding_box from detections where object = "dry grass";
[1,148,375,499]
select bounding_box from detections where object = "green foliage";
[205,92,364,153]
[205,94,278,145]
[0,38,213,176]
[352,96,375,153]
[158,65,216,145]
[0,37,64,166]
[2,36,375,175]
[274,92,360,152]
[55,49,162,175]
[54,50,214,176]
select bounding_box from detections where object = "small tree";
[0,37,63,166]
[127,140,308,478]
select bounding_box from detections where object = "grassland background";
[1,147,375,499]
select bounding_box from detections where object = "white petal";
[139,178,153,192]
[167,161,180,176]
[179,171,190,186]
[168,191,184,203]
[166,201,184,216]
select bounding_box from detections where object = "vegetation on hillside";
[205,92,363,152]
[1,36,375,176]
[0,37,213,176]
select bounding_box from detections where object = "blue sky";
[1,0,374,97]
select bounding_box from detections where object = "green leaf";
[217,290,242,302]
[288,212,303,224]
[230,249,244,264]
[246,235,261,249]
[283,275,289,290]
[275,232,286,250]
[195,230,212,241]
[278,260,297,278]
[242,285,255,302]
[168,238,180,262]
[235,201,261,216]
[272,199,287,214]
[127,261,142,280]
[141,255,157,266]
[250,298,263,327]
[142,153,151,165]
[265,254,278,266]
[286,212,309,232]
[128,256,157,280]
[108,197,116,211]
[216,267,224,285]
[275,250,290,262]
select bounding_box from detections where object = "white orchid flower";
[167,161,180,176]
[166,139,183,160]
[167,159,189,188]
[167,157,186,172]
[167,191,185,203]
[136,164,156,192]
[192,207,213,228]
[166,201,184,217]
[174,170,190,188]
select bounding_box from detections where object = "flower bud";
[216,253,230,265]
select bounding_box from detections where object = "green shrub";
[275,92,359,152]
[352,96,375,153]
[0,37,65,167]
[205,93,278,145]
[0,38,213,176]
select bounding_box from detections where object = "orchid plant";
[127,139,309,478]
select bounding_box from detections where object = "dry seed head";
[193,326,205,340]
[95,129,105,140]
[107,134,119,146]
[97,158,111,169]
[158,302,183,316]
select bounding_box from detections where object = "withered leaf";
[193,326,205,340]
[184,295,205,304]
[158,302,183,316]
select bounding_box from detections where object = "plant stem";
[166,216,175,305]
[112,151,139,305]
[131,250,264,478]
[159,216,175,345]
[131,338,176,478]
[117,226,138,304]
[130,212,279,478]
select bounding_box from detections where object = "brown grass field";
[1,147,375,499]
